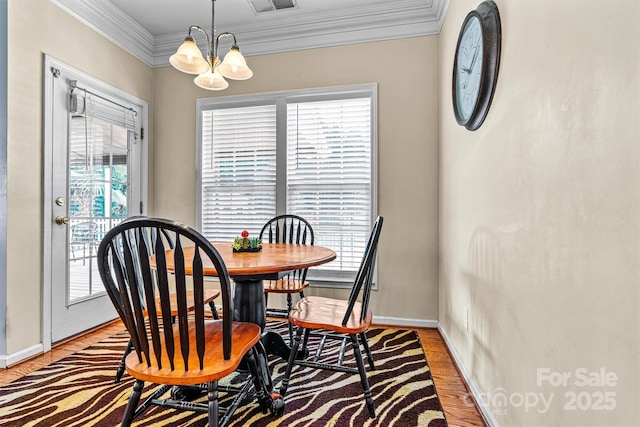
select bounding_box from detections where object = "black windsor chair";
[113,218,220,383]
[97,217,283,426]
[259,214,314,345]
[279,216,383,419]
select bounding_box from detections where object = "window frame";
[196,84,378,288]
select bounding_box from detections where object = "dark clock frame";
[452,1,502,131]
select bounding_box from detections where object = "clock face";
[451,1,501,131]
[454,16,484,122]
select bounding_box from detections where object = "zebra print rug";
[0,322,447,426]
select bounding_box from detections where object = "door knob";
[55,216,69,225]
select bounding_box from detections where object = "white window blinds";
[286,98,372,273]
[201,105,277,239]
[198,85,377,284]
[69,88,138,132]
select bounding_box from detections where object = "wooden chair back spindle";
[341,216,383,326]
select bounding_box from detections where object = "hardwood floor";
[0,320,126,386]
[0,321,486,426]
[416,328,487,426]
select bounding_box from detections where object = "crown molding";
[51,0,450,68]
[51,0,155,66]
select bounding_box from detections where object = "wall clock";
[452,1,501,131]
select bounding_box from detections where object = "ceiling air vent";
[248,0,297,14]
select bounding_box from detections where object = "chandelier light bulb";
[169,38,210,75]
[218,46,253,80]
[194,66,229,91]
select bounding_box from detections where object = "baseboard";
[437,324,500,427]
[372,315,439,329]
[0,343,44,369]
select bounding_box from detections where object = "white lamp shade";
[217,47,253,80]
[169,39,210,75]
[194,68,229,90]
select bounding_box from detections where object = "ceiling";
[52,0,449,67]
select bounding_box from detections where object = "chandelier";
[169,0,253,91]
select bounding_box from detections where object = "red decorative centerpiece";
[232,230,262,252]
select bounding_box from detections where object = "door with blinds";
[44,57,147,344]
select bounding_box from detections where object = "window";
[197,84,377,284]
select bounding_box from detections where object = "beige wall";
[6,0,153,353]
[439,1,640,425]
[152,37,441,321]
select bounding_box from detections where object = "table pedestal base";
[228,278,287,413]
[232,278,293,360]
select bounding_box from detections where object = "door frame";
[0,0,7,362]
[42,55,148,351]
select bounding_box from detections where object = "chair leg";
[122,379,144,427]
[115,338,134,383]
[301,327,311,356]
[286,294,294,346]
[280,327,303,397]
[350,334,375,419]
[209,300,219,319]
[313,334,327,362]
[337,337,348,366]
[207,381,219,427]
[359,332,375,370]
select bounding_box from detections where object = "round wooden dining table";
[161,242,336,358]
[170,242,336,282]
